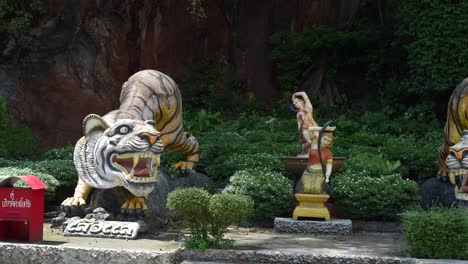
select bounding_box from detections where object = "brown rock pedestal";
[292,193,331,221]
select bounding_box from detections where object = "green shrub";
[340,153,401,177]
[0,126,38,159]
[332,171,418,220]
[402,208,468,260]
[167,187,211,237]
[0,167,59,203]
[42,145,74,160]
[0,158,77,188]
[167,187,253,250]
[208,193,253,243]
[25,160,77,188]
[224,169,293,221]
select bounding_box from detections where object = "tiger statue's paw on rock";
[61,70,199,217]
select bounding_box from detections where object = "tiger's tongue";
[118,158,150,177]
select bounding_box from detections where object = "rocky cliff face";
[0,0,360,148]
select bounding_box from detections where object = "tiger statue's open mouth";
[111,153,160,182]
[74,116,165,197]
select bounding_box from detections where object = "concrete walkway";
[0,224,465,264]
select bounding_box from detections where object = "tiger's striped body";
[110,70,199,160]
[62,70,198,213]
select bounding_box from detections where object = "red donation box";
[0,175,47,242]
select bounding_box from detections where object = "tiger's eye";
[119,126,130,134]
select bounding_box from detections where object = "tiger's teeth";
[133,156,139,169]
[155,156,160,166]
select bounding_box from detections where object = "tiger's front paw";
[61,197,87,217]
[118,196,147,221]
[171,161,195,176]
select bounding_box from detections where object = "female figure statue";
[292,92,318,152]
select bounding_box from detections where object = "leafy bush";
[333,129,440,183]
[224,169,293,221]
[402,208,468,260]
[42,145,74,160]
[340,153,401,177]
[0,96,39,159]
[0,158,77,188]
[0,126,38,159]
[0,167,59,203]
[167,188,211,236]
[208,193,253,243]
[167,187,253,250]
[25,160,77,188]
[332,153,419,220]
[332,172,418,220]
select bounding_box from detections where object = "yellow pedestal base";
[293,193,330,221]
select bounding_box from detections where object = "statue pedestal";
[293,193,330,221]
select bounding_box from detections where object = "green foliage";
[167,187,211,236]
[270,16,387,98]
[208,193,253,242]
[341,153,400,177]
[332,172,418,220]
[402,208,468,260]
[167,187,253,250]
[224,169,293,221]
[0,158,77,188]
[189,114,298,183]
[0,0,45,34]
[184,110,221,133]
[332,153,419,220]
[42,145,74,160]
[0,96,39,159]
[0,126,38,159]
[395,0,468,96]
[0,167,59,203]
[179,58,218,109]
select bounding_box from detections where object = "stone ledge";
[0,242,179,264]
[274,217,352,235]
[180,249,416,264]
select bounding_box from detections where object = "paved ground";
[225,228,405,257]
[1,224,466,263]
[35,223,405,257]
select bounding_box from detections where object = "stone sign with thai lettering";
[63,219,140,239]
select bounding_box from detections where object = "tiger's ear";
[83,114,109,136]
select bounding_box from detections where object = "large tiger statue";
[437,77,468,192]
[421,78,468,209]
[61,70,199,215]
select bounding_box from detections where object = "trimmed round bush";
[167,187,210,223]
[224,169,293,221]
[402,208,468,260]
[166,188,253,249]
[332,171,418,219]
[209,193,253,229]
